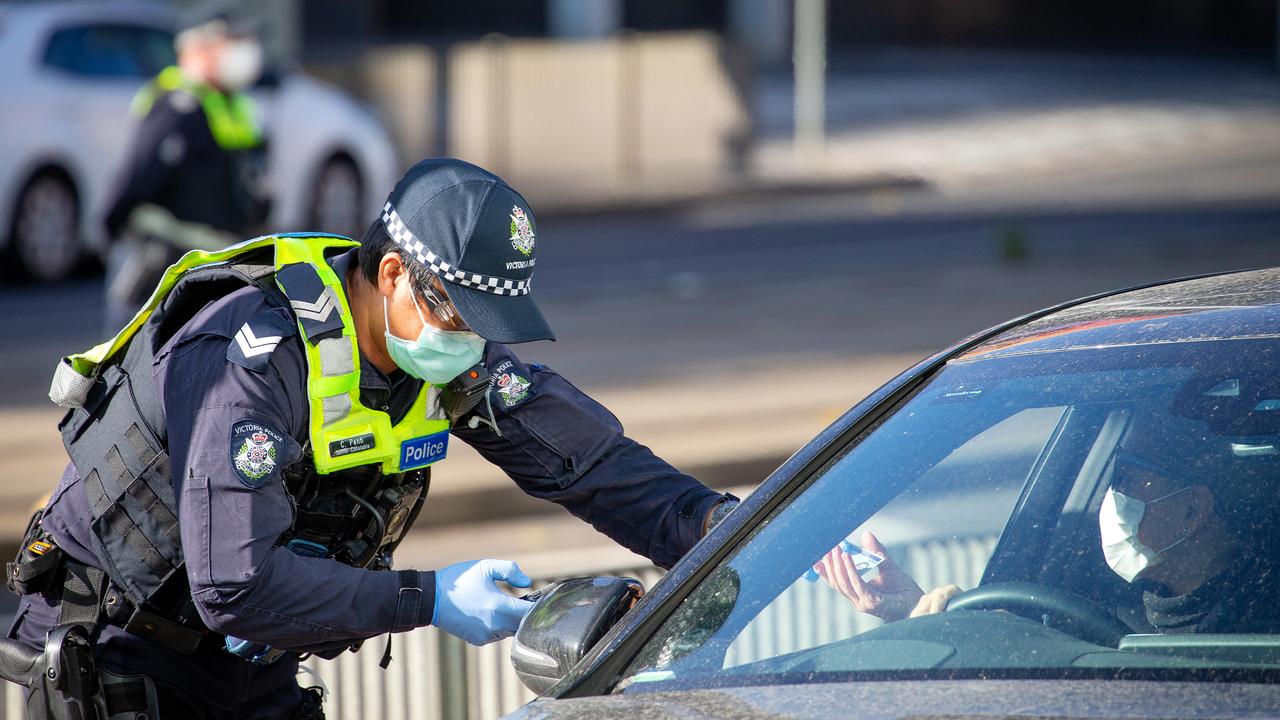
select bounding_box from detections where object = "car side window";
[721,406,1064,667]
[42,24,175,79]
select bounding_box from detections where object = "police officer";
[102,9,269,330]
[8,158,737,719]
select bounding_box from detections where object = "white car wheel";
[311,157,363,237]
[11,173,81,282]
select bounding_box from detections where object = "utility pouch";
[97,669,160,720]
[291,686,326,719]
[7,509,65,598]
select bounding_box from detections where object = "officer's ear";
[375,252,408,299]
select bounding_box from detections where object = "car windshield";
[619,324,1280,691]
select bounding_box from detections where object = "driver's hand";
[815,531,924,623]
[909,584,962,618]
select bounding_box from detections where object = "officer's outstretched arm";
[164,332,437,647]
[453,345,728,569]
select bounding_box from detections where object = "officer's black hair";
[356,219,435,298]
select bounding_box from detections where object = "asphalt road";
[5,196,1280,405]
[1,191,1279,575]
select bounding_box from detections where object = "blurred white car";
[0,0,399,282]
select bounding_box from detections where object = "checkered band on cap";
[381,201,531,296]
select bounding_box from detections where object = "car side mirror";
[510,576,643,695]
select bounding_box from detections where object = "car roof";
[957,267,1280,362]
[0,0,174,66]
[0,0,175,78]
[0,0,174,43]
[0,0,173,24]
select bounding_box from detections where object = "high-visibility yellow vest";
[51,234,451,475]
[131,66,262,151]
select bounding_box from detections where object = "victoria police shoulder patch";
[489,359,536,411]
[230,419,285,489]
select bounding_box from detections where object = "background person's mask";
[1099,486,1191,583]
[216,39,264,91]
[384,295,485,384]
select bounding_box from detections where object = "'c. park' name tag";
[401,430,449,470]
[330,433,376,458]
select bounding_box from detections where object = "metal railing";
[307,536,993,719]
[726,536,997,666]
[306,565,666,720]
[1,537,992,719]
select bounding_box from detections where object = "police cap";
[378,158,554,344]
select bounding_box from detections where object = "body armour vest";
[49,235,451,617]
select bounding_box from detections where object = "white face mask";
[216,39,263,91]
[1099,486,1192,583]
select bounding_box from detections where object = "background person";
[102,8,269,330]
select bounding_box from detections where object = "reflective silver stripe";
[426,385,446,421]
[48,358,95,409]
[316,336,355,378]
[291,286,338,323]
[321,394,351,425]
[234,323,281,358]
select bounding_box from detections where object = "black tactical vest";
[52,250,428,650]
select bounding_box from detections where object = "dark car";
[506,268,1280,718]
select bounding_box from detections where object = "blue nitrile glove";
[224,636,287,665]
[432,559,535,645]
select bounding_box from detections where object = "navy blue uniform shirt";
[12,249,721,700]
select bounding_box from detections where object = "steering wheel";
[944,581,1132,647]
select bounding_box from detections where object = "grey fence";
[2,536,993,719]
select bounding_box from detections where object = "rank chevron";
[235,323,283,358]
[290,289,337,323]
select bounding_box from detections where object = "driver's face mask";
[1099,485,1193,583]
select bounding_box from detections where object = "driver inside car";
[817,414,1280,635]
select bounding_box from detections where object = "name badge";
[330,433,376,458]
[401,430,449,470]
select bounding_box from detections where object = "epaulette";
[227,307,297,373]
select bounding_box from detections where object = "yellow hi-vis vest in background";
[50,234,451,475]
[131,66,262,151]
